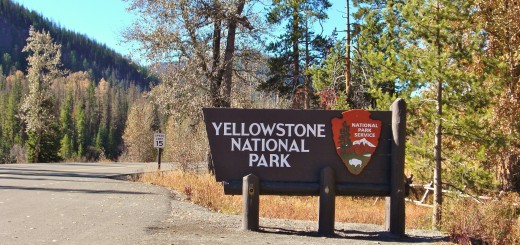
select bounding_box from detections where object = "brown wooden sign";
[203,99,406,236]
[203,108,393,194]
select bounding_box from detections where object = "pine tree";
[95,78,110,157]
[95,126,107,155]
[5,72,23,146]
[354,0,488,228]
[309,40,369,110]
[260,0,331,108]
[20,26,62,163]
[0,69,7,163]
[59,90,74,159]
[401,0,487,227]
[85,80,96,148]
[352,0,414,110]
[75,101,86,158]
[59,134,73,160]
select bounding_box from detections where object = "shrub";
[443,194,519,244]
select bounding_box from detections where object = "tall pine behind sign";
[353,0,490,228]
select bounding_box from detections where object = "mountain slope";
[0,0,155,88]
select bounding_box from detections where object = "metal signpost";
[154,132,165,170]
[203,99,406,237]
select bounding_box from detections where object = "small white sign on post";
[154,133,165,149]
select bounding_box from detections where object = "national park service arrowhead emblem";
[331,110,382,175]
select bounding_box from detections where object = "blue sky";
[12,0,348,61]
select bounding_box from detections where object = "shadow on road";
[258,226,449,243]
[0,185,156,195]
[0,175,123,183]
[0,168,140,179]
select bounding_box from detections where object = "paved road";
[0,162,175,244]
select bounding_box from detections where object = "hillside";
[0,0,156,88]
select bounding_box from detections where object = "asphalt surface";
[0,162,174,244]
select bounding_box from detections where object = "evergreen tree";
[352,0,414,110]
[59,90,74,159]
[95,78,110,157]
[75,101,86,157]
[260,0,331,108]
[59,134,73,160]
[95,126,107,155]
[20,26,62,163]
[107,127,116,159]
[4,71,23,146]
[402,0,487,227]
[26,121,61,162]
[0,69,7,163]
[2,53,12,74]
[354,0,489,227]
[85,80,96,148]
[309,40,370,110]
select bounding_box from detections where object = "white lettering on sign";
[211,122,326,138]
[211,122,325,168]
[249,153,291,167]
[231,138,309,153]
[353,126,375,137]
[154,133,165,149]
[351,123,378,128]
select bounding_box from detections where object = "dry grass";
[443,194,520,244]
[138,170,432,229]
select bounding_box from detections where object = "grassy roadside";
[137,170,432,230]
[138,170,520,244]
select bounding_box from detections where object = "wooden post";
[157,148,162,171]
[385,98,406,236]
[155,130,164,171]
[318,166,335,236]
[242,174,259,231]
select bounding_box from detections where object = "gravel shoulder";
[143,186,450,244]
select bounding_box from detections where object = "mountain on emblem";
[352,138,376,147]
[331,110,382,175]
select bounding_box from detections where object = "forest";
[0,0,518,240]
[0,0,150,163]
[0,0,156,89]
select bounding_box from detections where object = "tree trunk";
[292,5,300,104]
[221,0,246,108]
[304,15,310,109]
[433,79,442,228]
[210,17,222,108]
[34,131,41,163]
[345,0,351,103]
[433,3,443,228]
[207,1,245,173]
